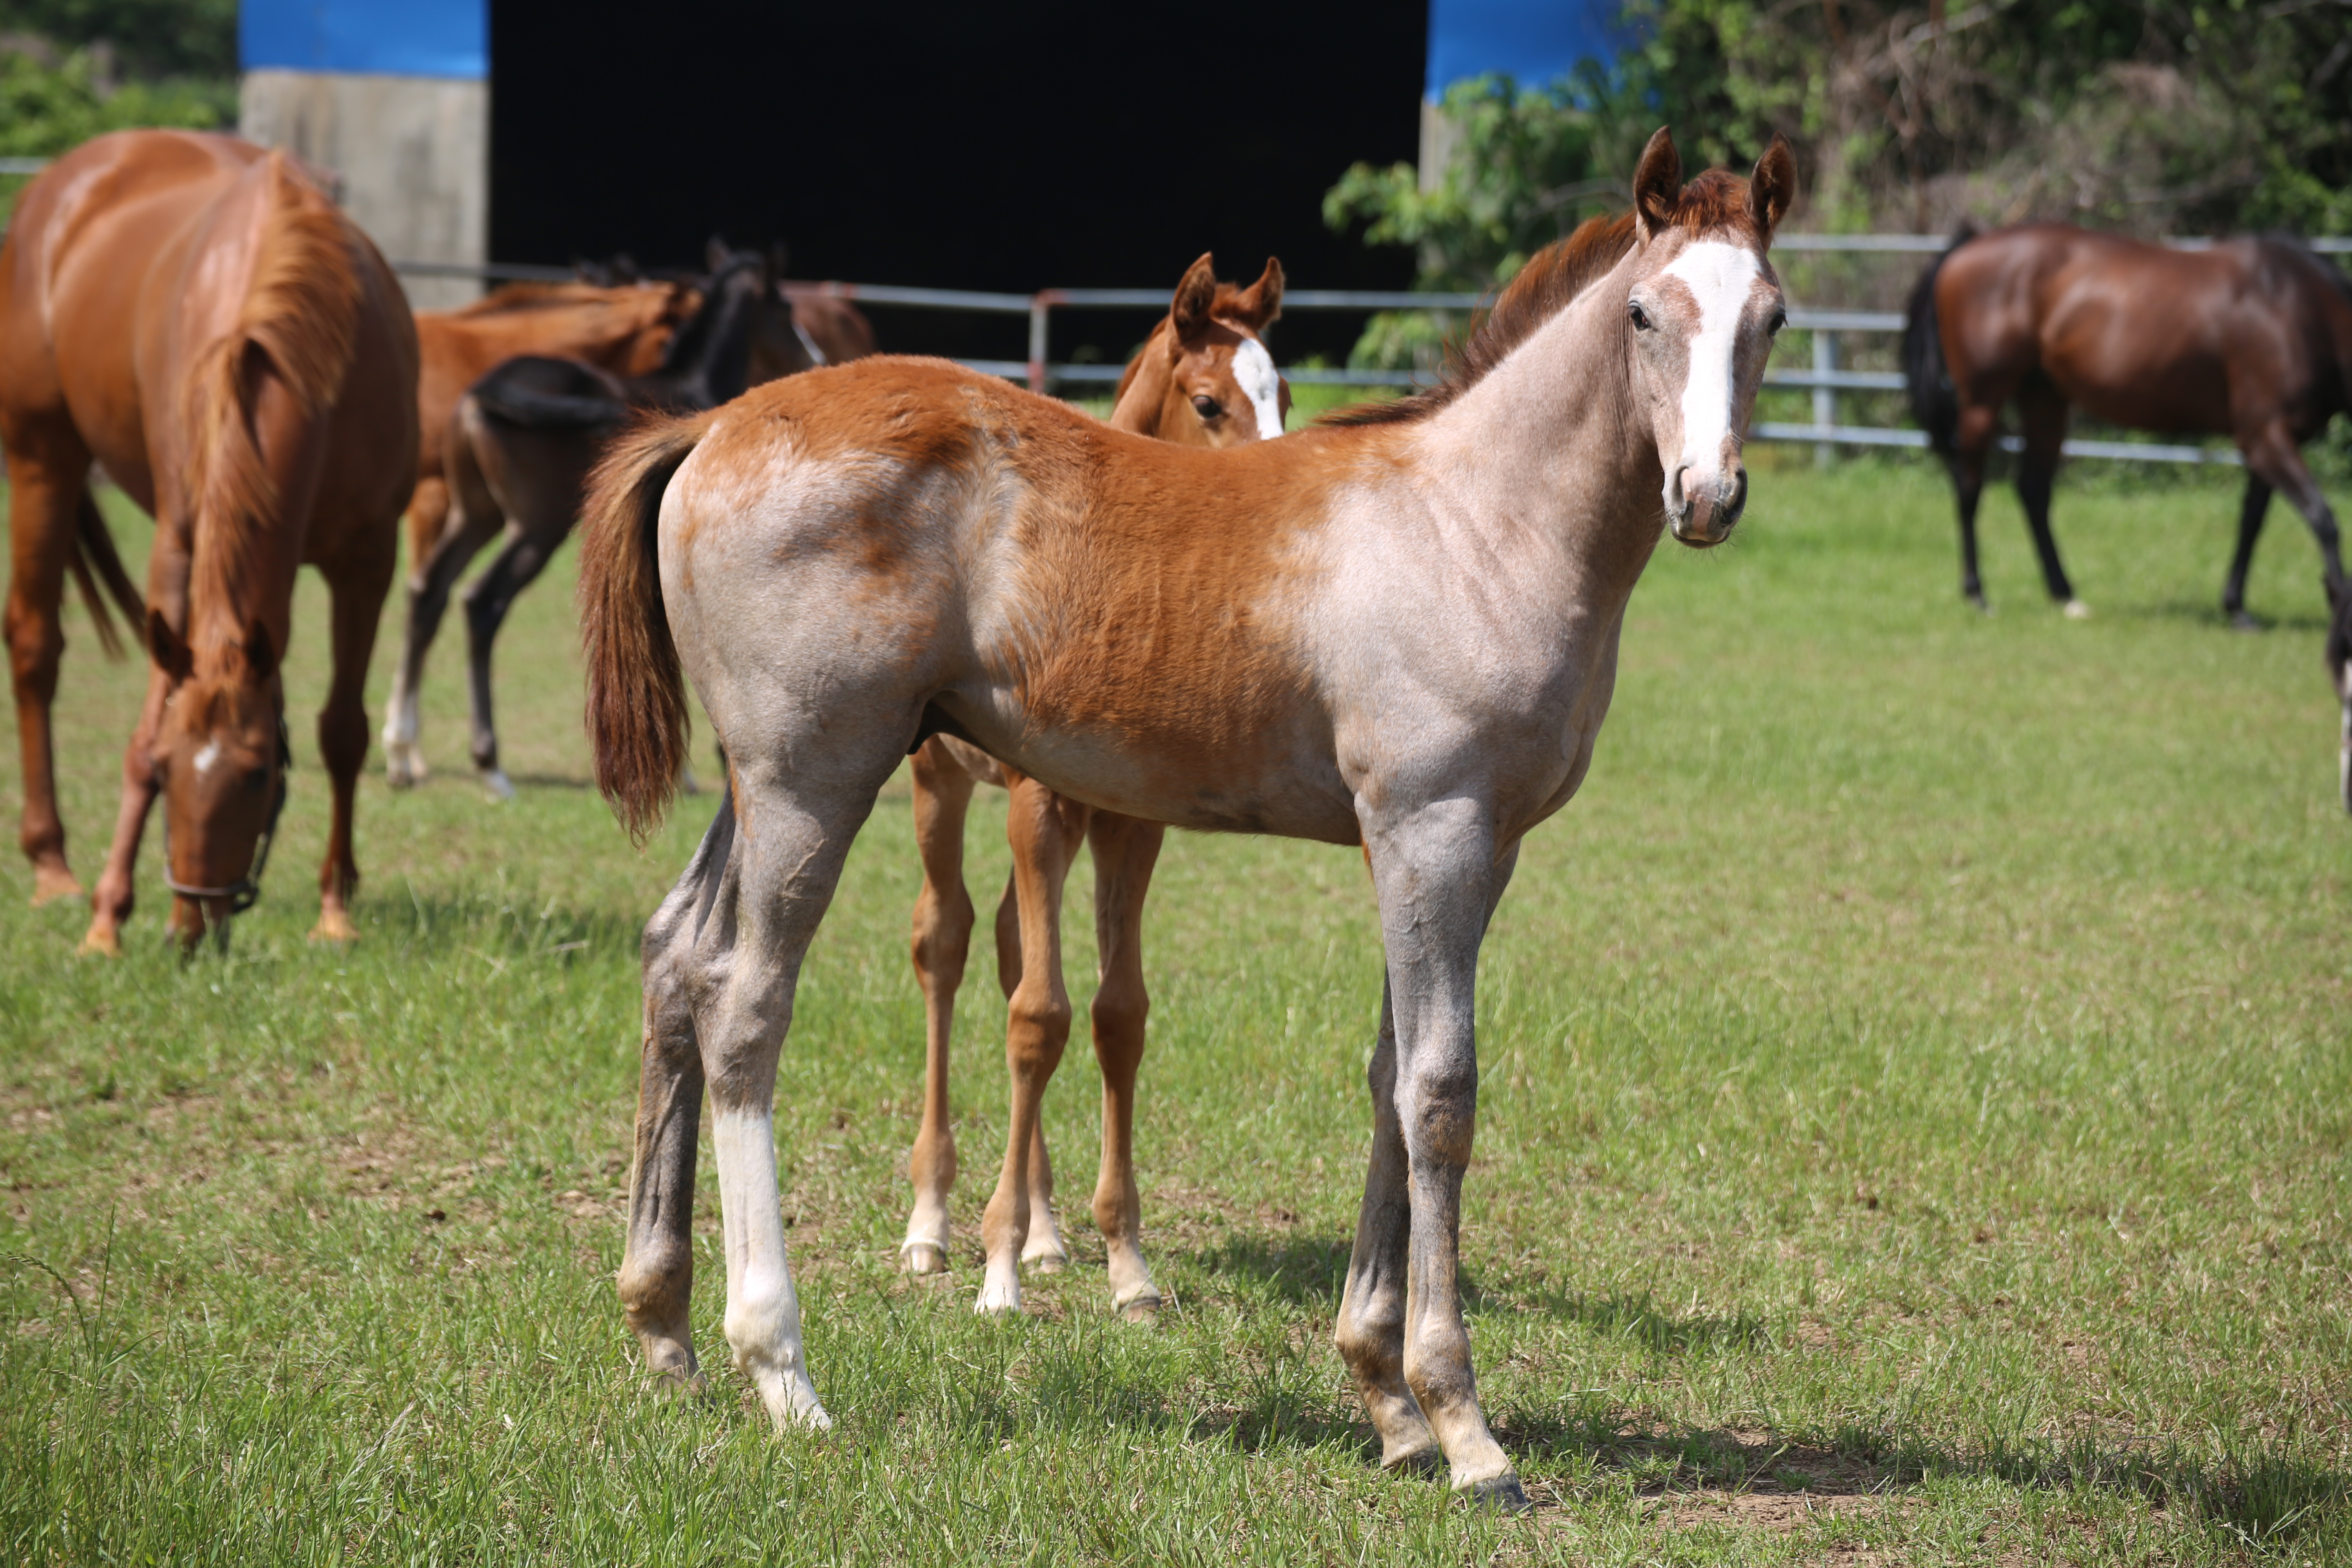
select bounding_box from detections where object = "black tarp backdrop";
[489,0,1424,368]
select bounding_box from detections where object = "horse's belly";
[946,702,1358,842]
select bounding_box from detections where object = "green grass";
[1,454,2348,1564]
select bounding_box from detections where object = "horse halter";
[162,716,293,919]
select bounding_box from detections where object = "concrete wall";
[239,69,487,311]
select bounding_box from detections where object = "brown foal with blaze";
[902,254,1286,1319]
[0,129,418,950]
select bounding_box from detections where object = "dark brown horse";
[382,245,795,796]
[1906,225,2352,623]
[0,130,418,951]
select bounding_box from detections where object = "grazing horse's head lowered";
[146,612,290,949]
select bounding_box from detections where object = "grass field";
[0,453,2347,1564]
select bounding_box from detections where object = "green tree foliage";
[1327,1,2352,367]
[0,46,227,164]
[0,0,237,84]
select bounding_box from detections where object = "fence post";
[1027,294,1050,394]
[1812,328,1837,468]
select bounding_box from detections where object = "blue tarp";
[241,0,487,80]
[1426,0,1615,95]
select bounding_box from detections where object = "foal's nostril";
[1668,465,1690,511]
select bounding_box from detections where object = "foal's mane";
[450,281,673,317]
[1323,169,1760,428]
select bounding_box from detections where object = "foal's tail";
[1902,224,1975,459]
[579,411,712,842]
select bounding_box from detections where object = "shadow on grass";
[1183,1229,2348,1542]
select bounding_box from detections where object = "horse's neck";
[1413,261,1656,592]
[644,278,755,408]
[1106,335,1171,436]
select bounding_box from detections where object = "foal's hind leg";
[976,771,1087,1314]
[383,472,500,787]
[618,795,733,1389]
[459,522,560,800]
[903,738,976,1276]
[690,753,895,1429]
[1948,400,2001,609]
[2013,382,2083,615]
[1086,811,1165,1321]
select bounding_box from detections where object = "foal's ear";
[242,619,277,682]
[147,609,192,683]
[1171,253,1218,340]
[1748,134,1797,243]
[766,241,790,287]
[1230,256,1285,330]
[1632,126,1682,242]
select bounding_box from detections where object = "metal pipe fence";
[381,232,2352,465]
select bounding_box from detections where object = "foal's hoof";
[2229,608,2265,633]
[30,868,83,906]
[478,768,515,802]
[1022,1249,1068,1276]
[901,1241,949,1276]
[384,744,427,788]
[1461,1472,1533,1513]
[1115,1292,1163,1325]
[76,925,122,958]
[2063,599,2093,621]
[309,910,360,945]
[973,1272,1023,1314]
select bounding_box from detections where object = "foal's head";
[1619,127,1796,547]
[2328,579,2352,814]
[146,613,287,949]
[1110,254,1288,446]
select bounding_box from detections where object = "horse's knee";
[4,601,61,691]
[910,881,975,986]
[1006,982,1072,1069]
[1090,979,1147,1060]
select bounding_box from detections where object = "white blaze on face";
[1659,241,1762,504]
[192,739,222,777]
[1230,335,1284,439]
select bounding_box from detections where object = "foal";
[586,128,1792,1507]
[383,247,780,797]
[902,254,1286,1319]
[385,276,696,786]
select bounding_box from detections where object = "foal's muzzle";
[1669,464,1747,548]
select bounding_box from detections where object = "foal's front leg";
[1340,802,1525,1506]
[902,739,976,1275]
[976,771,1087,1313]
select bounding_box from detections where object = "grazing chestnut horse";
[0,131,416,951]
[384,277,695,786]
[902,253,1286,1319]
[1906,225,2352,623]
[584,127,1791,1506]
[382,247,783,796]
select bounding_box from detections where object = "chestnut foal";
[901,254,1286,1319]
[587,129,1792,1506]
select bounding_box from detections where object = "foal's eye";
[1768,307,1788,336]
[1191,395,1221,419]
[1628,302,1653,331]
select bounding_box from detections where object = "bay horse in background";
[384,274,697,786]
[584,127,1793,1507]
[577,241,878,385]
[1906,224,2352,624]
[0,130,418,952]
[902,253,1285,1320]
[382,245,788,796]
